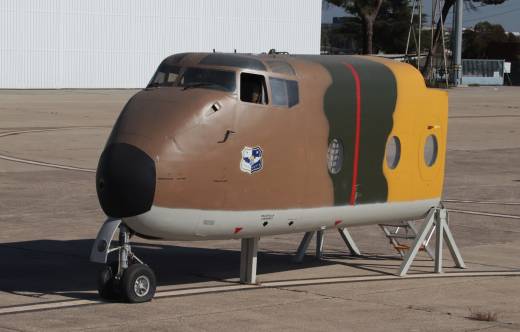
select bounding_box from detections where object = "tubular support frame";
[338,228,361,256]
[399,207,465,276]
[293,231,315,263]
[316,230,325,259]
[240,238,259,284]
[294,227,361,263]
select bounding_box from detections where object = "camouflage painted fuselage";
[96,53,447,240]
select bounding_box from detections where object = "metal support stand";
[338,228,361,256]
[434,210,444,273]
[316,230,325,259]
[240,237,259,284]
[293,231,315,263]
[293,228,361,263]
[399,207,465,276]
[407,221,435,259]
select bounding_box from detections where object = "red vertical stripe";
[344,63,361,205]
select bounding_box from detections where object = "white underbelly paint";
[124,198,440,241]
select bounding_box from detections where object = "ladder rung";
[386,234,416,239]
[393,245,427,252]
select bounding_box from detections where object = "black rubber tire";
[97,262,120,301]
[121,264,156,303]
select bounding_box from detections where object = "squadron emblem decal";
[240,146,263,174]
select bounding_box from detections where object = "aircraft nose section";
[96,143,156,218]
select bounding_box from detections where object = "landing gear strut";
[92,221,156,303]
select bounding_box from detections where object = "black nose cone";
[96,143,156,218]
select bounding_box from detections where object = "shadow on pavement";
[0,239,354,301]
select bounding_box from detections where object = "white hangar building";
[0,0,321,89]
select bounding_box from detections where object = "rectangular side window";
[269,78,288,106]
[240,73,268,104]
[269,77,299,108]
[287,80,299,107]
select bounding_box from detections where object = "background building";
[0,0,321,89]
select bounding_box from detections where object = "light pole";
[453,0,463,86]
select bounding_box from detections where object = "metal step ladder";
[379,221,435,259]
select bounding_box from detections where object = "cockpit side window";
[240,73,268,105]
[148,64,180,88]
[269,77,299,108]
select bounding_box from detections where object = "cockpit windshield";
[148,64,180,88]
[178,67,236,92]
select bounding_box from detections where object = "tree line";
[323,0,518,73]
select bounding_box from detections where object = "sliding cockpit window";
[148,64,180,88]
[240,73,268,105]
[178,68,236,92]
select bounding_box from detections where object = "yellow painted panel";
[366,57,448,202]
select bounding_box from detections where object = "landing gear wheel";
[97,262,120,301]
[121,263,156,303]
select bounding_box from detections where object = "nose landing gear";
[92,222,156,303]
[119,263,156,303]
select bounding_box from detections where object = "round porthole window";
[424,135,438,167]
[327,138,343,174]
[385,136,401,169]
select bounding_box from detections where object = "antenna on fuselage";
[268,49,289,56]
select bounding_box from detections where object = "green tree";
[322,19,362,54]
[421,0,508,76]
[324,0,415,54]
[373,0,415,54]
[326,0,385,54]
[463,21,519,59]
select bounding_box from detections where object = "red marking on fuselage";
[344,63,361,205]
[234,227,243,234]
[334,220,342,226]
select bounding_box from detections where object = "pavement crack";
[277,282,520,331]
[274,284,478,324]
[463,322,518,331]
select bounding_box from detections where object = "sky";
[322,0,520,33]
